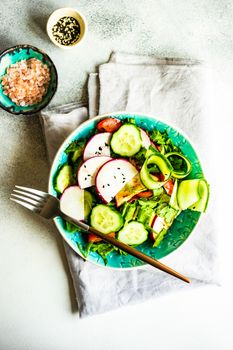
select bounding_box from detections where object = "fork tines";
[10,185,47,213]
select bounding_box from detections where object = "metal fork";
[10,185,190,283]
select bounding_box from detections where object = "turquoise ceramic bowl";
[0,45,57,115]
[49,112,205,269]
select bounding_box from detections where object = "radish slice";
[151,216,168,238]
[152,216,165,233]
[83,132,112,160]
[60,186,84,221]
[78,156,112,189]
[96,159,138,203]
[140,128,151,149]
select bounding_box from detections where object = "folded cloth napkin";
[40,53,218,318]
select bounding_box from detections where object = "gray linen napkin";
[40,53,218,318]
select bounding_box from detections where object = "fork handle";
[60,213,190,283]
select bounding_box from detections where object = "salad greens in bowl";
[48,112,209,269]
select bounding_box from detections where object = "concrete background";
[0,1,233,349]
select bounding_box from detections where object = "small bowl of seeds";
[47,8,87,49]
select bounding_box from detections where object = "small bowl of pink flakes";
[0,45,57,115]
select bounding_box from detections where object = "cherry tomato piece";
[136,190,153,198]
[97,118,122,133]
[163,179,174,196]
[88,232,116,243]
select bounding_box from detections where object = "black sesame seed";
[52,16,80,46]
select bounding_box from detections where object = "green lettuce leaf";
[65,140,86,163]
[130,147,147,167]
[153,228,167,247]
[157,205,178,225]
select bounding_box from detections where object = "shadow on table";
[3,113,78,314]
[0,36,15,53]
[27,1,56,41]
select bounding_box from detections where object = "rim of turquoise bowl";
[48,111,207,271]
[0,44,58,115]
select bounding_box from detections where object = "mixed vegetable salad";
[53,117,209,263]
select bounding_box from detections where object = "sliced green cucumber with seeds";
[90,204,123,234]
[111,124,142,157]
[118,221,148,245]
[54,164,73,194]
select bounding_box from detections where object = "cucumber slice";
[189,179,209,212]
[140,154,172,189]
[177,179,200,210]
[118,221,148,245]
[111,124,142,157]
[165,152,192,179]
[54,164,73,194]
[90,204,123,234]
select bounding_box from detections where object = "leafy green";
[153,228,167,247]
[124,202,137,222]
[87,186,104,207]
[63,140,86,183]
[157,205,178,225]
[137,206,154,226]
[167,154,187,172]
[70,157,82,180]
[150,130,168,144]
[65,140,86,164]
[85,242,94,257]
[126,118,136,124]
[90,242,115,265]
[110,149,120,158]
[138,193,170,208]
[66,221,77,233]
[147,163,160,174]
[149,130,179,154]
[87,240,128,264]
[65,140,85,156]
[77,242,87,257]
[159,141,179,155]
[130,147,147,167]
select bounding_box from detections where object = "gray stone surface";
[0,1,233,350]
